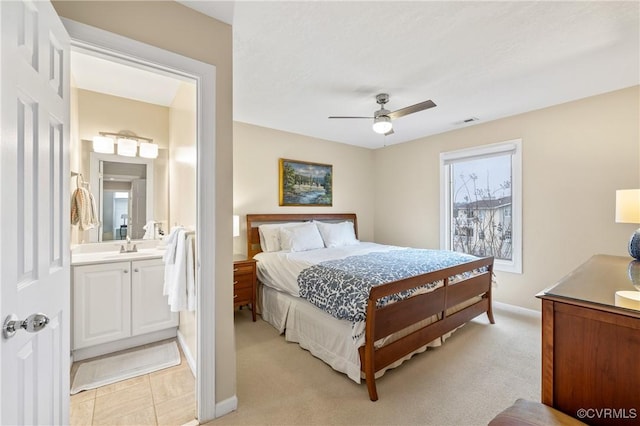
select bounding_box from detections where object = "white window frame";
[440,139,522,274]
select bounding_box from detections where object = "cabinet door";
[131,259,179,336]
[73,262,131,349]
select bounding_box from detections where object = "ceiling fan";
[329,93,436,135]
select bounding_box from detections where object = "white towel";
[186,234,196,311]
[142,221,156,240]
[167,231,187,312]
[163,228,195,312]
[163,227,184,297]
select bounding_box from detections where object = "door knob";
[3,313,50,339]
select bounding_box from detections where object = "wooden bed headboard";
[246,213,358,259]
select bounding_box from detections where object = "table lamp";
[233,215,240,237]
[615,189,640,260]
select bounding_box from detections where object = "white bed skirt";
[260,284,462,384]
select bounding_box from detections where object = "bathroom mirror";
[88,152,157,243]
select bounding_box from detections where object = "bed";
[246,213,494,401]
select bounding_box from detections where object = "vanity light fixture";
[93,131,159,159]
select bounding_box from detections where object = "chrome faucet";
[120,235,137,253]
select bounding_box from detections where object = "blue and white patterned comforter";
[297,248,479,342]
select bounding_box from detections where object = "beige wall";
[71,89,170,244]
[373,86,640,310]
[54,0,235,405]
[233,122,376,254]
[169,82,198,359]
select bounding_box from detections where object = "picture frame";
[279,158,333,206]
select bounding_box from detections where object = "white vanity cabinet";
[73,261,131,348]
[73,257,178,353]
[131,259,178,335]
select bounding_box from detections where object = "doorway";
[63,18,218,423]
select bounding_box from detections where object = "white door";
[131,259,179,336]
[0,1,70,424]
[73,262,131,349]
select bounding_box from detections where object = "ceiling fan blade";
[388,99,436,119]
[384,128,394,136]
[328,116,373,119]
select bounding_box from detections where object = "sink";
[102,249,166,259]
[72,248,166,265]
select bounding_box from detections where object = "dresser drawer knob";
[234,294,238,299]
[233,268,239,272]
[233,280,238,285]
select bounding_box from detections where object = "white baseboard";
[176,329,196,376]
[215,395,238,418]
[493,300,541,316]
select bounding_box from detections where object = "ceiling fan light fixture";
[372,116,392,134]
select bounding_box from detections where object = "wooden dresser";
[537,255,640,425]
[233,254,257,321]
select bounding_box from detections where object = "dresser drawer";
[234,286,253,305]
[234,274,254,290]
[232,257,257,321]
[233,264,254,276]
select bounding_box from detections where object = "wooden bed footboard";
[359,256,494,401]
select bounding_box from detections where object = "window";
[440,140,522,273]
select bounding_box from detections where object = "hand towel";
[163,227,184,297]
[142,221,156,239]
[186,234,196,311]
[167,230,187,312]
[71,187,100,231]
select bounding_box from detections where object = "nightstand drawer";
[234,274,253,290]
[233,256,257,321]
[234,286,253,304]
[233,264,254,276]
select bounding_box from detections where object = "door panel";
[131,259,178,335]
[1,1,70,424]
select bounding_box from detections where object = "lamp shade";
[233,215,240,237]
[615,189,640,224]
[372,116,392,134]
[117,138,137,157]
[139,142,159,159]
[93,136,114,154]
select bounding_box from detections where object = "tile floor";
[70,339,196,426]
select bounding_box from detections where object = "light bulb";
[117,138,138,157]
[139,142,159,159]
[372,116,392,134]
[93,136,114,154]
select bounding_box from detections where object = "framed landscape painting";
[279,158,333,206]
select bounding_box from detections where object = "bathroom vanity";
[71,242,179,361]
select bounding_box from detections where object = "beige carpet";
[211,302,540,426]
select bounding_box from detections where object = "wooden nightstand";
[233,255,257,321]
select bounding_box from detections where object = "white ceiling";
[73,1,640,150]
[71,51,183,106]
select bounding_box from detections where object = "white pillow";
[279,222,325,252]
[258,222,301,252]
[315,221,359,248]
